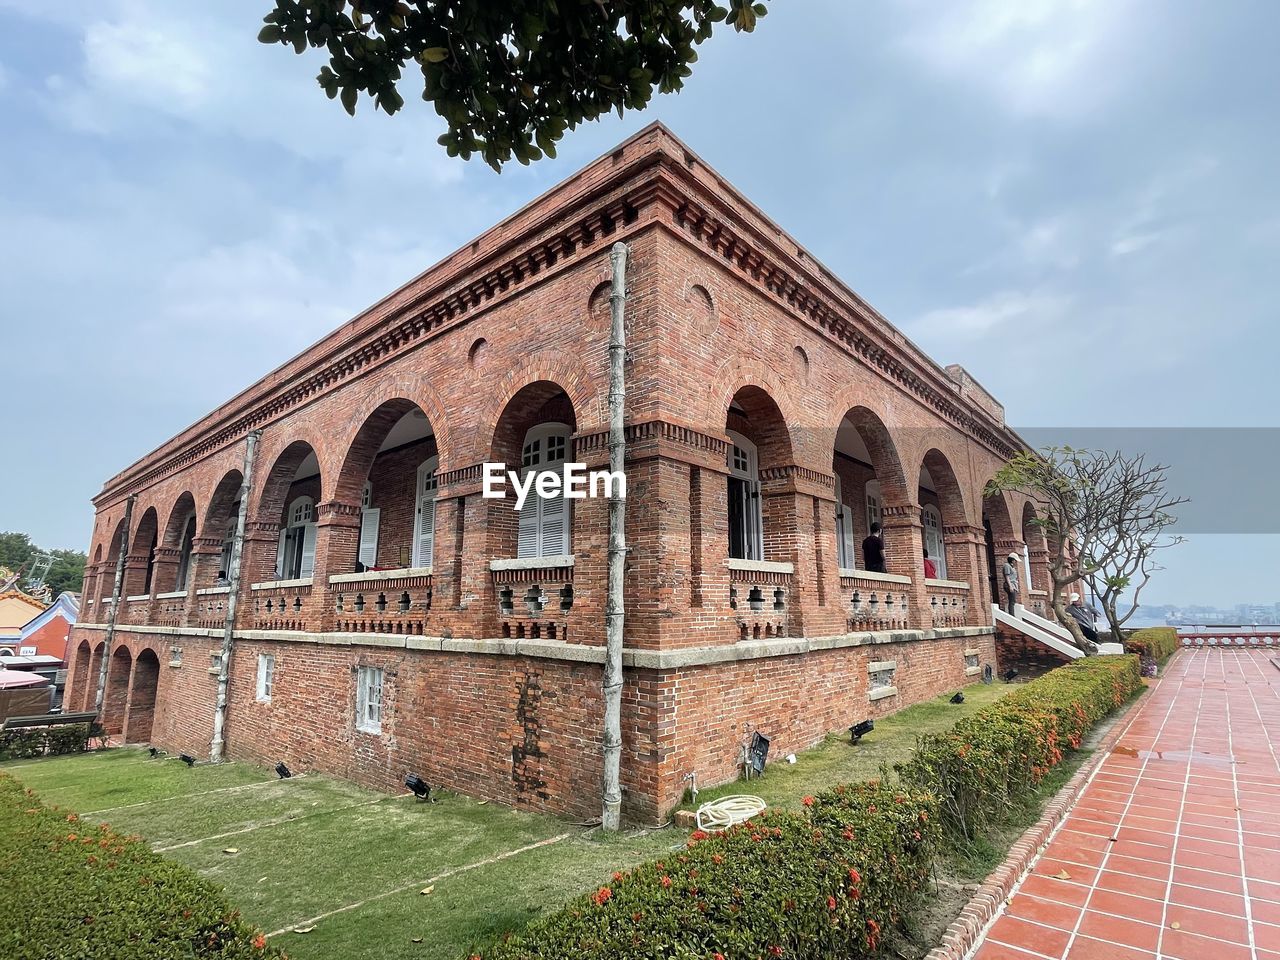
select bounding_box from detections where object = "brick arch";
[203,469,244,540]
[831,403,912,507]
[1021,500,1048,552]
[69,639,92,713]
[478,351,598,458]
[102,646,133,735]
[982,486,1019,544]
[326,397,443,505]
[249,439,322,526]
[161,491,199,548]
[709,357,811,469]
[919,448,969,529]
[125,647,161,744]
[84,641,106,712]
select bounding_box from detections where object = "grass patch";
[678,680,1012,814]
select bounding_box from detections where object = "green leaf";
[421,46,449,63]
[340,85,358,116]
[257,24,283,44]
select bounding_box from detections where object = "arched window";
[412,457,439,568]
[922,504,947,579]
[276,495,317,580]
[358,481,379,570]
[218,501,240,582]
[175,514,197,590]
[727,431,763,561]
[865,479,882,533]
[517,424,571,558]
[834,476,856,569]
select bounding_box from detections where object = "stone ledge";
[869,686,898,701]
[69,624,996,670]
[725,558,795,575]
[155,590,188,600]
[840,569,912,585]
[868,660,897,673]
[925,578,970,590]
[489,554,575,572]
[923,686,1150,960]
[250,577,313,591]
[329,567,433,585]
[965,665,982,676]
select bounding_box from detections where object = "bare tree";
[987,446,1187,655]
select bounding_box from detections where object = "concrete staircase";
[992,603,1123,677]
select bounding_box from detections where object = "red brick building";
[65,124,1054,821]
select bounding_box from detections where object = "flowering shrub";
[0,774,282,960]
[471,781,939,960]
[1124,627,1178,666]
[898,655,1141,839]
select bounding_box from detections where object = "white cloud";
[911,290,1072,340]
[897,0,1139,117]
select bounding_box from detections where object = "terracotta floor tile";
[1063,937,1155,959]
[1163,903,1250,945]
[1254,919,1280,953]
[973,940,1052,960]
[1159,928,1253,960]
[1093,870,1168,902]
[987,915,1072,957]
[1019,874,1092,908]
[1007,894,1082,931]
[1087,888,1164,926]
[1172,864,1244,895]
[1252,897,1280,926]
[1167,882,1245,916]
[1104,854,1169,881]
[1076,912,1160,953]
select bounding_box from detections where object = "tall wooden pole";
[210,430,260,762]
[601,241,628,831]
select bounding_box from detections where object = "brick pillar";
[182,537,225,625]
[1028,543,1050,594]
[239,521,283,591]
[434,465,492,638]
[810,487,846,635]
[941,524,985,627]
[691,461,733,644]
[313,500,362,631]
[122,552,150,599]
[880,502,926,629]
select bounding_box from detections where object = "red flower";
[252,934,267,950]
[632,912,643,923]
[612,872,625,883]
[769,946,784,957]
[801,796,814,807]
[827,895,838,911]
[592,887,613,906]
[712,854,723,865]
[842,829,854,841]
[848,868,862,885]
[715,954,726,960]
[661,875,673,889]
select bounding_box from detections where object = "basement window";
[356,666,384,734]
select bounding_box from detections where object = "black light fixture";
[1003,668,1019,683]
[748,731,771,775]
[148,747,159,758]
[404,774,432,801]
[950,692,965,705]
[849,719,875,744]
[275,762,292,780]
[179,753,197,767]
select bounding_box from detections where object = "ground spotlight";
[148,747,159,758]
[179,753,197,767]
[949,692,965,704]
[275,762,292,780]
[405,774,432,801]
[849,719,874,744]
[1003,668,1019,683]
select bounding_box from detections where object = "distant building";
[15,592,79,661]
[0,568,49,648]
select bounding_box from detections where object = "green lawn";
[1,680,1012,959]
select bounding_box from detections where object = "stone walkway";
[972,648,1280,960]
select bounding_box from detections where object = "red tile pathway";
[971,648,1280,960]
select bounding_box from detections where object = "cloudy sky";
[2,1,1276,610]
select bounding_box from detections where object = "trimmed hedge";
[0,721,98,762]
[1125,626,1179,665]
[471,781,940,960]
[0,775,282,960]
[897,655,1142,839]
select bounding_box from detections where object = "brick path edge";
[921,679,1153,960]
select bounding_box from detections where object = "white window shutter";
[300,523,317,578]
[359,508,380,569]
[413,459,438,568]
[275,530,287,580]
[516,440,542,559]
[540,491,568,555]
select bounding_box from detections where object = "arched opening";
[69,640,91,711]
[85,642,106,712]
[725,386,793,562]
[204,470,244,585]
[332,400,439,573]
[161,492,198,592]
[919,450,966,581]
[126,507,160,597]
[489,383,577,560]
[101,517,128,606]
[102,646,132,735]
[255,442,322,582]
[832,407,907,573]
[1022,502,1047,592]
[86,545,103,610]
[125,649,160,744]
[983,488,1018,610]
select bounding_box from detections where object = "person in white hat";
[1067,592,1101,645]
[1001,552,1020,615]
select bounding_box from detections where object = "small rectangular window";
[356,666,384,733]
[256,654,275,702]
